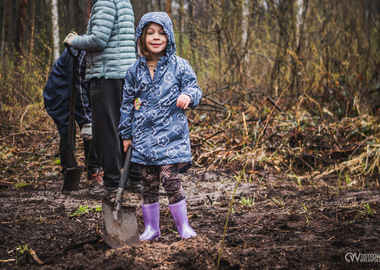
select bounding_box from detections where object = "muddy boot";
[169,199,197,239]
[126,164,143,194]
[140,202,161,241]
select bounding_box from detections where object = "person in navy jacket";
[118,12,202,241]
[43,48,102,182]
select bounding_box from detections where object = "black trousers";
[89,78,141,188]
[59,131,100,173]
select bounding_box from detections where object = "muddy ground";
[0,132,380,269]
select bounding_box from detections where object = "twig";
[202,96,227,109]
[265,95,285,113]
[0,259,15,263]
[192,108,226,112]
[20,106,29,131]
[350,136,373,156]
[217,170,244,270]
[0,180,15,184]
[204,86,230,98]
[26,249,43,265]
[2,80,33,104]
[299,155,314,170]
[0,130,54,141]
[192,131,224,147]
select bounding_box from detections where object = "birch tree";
[242,0,250,64]
[51,0,59,61]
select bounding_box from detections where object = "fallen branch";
[192,131,224,147]
[203,86,230,98]
[0,130,55,141]
[0,259,15,263]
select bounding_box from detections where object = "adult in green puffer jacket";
[64,0,142,195]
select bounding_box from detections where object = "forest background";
[1,0,380,187]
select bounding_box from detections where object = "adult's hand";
[63,32,78,46]
[80,123,92,140]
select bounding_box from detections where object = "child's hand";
[123,139,132,153]
[177,94,191,109]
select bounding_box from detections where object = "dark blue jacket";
[43,48,92,134]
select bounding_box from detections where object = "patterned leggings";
[139,164,185,205]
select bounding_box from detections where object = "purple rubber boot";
[140,202,161,241]
[169,199,197,239]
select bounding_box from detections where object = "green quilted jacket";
[71,0,136,80]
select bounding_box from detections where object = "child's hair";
[138,22,166,61]
[139,23,152,61]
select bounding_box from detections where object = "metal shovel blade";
[62,166,82,191]
[102,197,140,248]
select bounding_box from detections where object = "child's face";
[145,23,167,59]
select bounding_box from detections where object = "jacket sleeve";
[118,69,135,139]
[74,51,92,127]
[43,49,72,134]
[71,0,116,51]
[180,60,202,108]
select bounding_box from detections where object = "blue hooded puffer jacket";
[118,12,202,169]
[43,49,92,134]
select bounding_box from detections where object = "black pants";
[59,131,100,173]
[89,78,141,188]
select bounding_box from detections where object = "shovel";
[102,146,140,248]
[62,46,83,191]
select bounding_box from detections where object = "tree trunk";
[269,0,292,96]
[16,0,27,53]
[0,0,7,63]
[88,0,92,19]
[188,0,196,67]
[242,0,250,65]
[51,0,60,61]
[294,0,308,96]
[178,0,184,56]
[166,0,171,18]
[157,0,162,10]
[29,0,36,53]
[131,0,149,27]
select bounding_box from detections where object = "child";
[118,12,202,240]
[43,48,102,182]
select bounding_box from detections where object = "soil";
[1,132,379,269]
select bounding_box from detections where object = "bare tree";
[131,0,149,27]
[188,0,196,67]
[51,0,59,61]
[178,0,184,56]
[166,0,172,18]
[0,0,7,63]
[242,0,250,64]
[289,0,308,96]
[16,0,27,53]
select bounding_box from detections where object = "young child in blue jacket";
[118,12,202,240]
